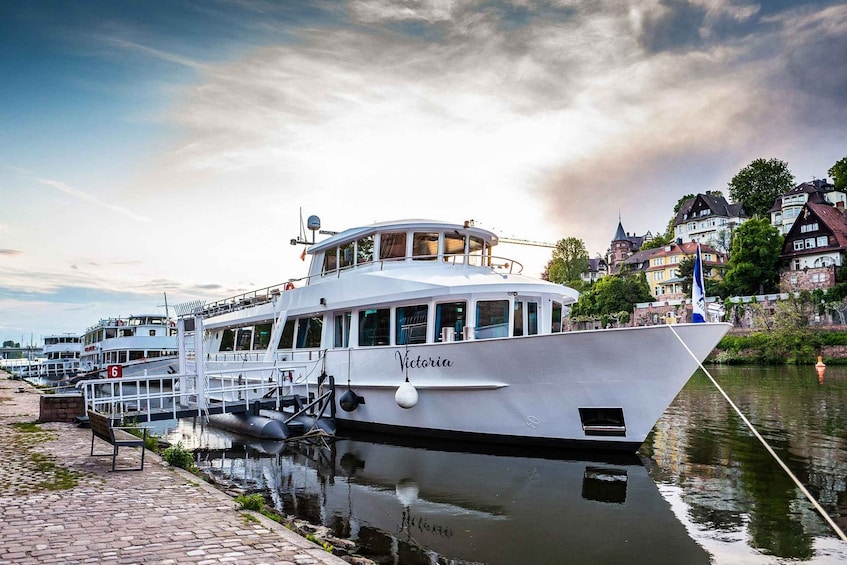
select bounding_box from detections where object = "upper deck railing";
[192,254,524,320]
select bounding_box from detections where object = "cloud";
[0,249,22,256]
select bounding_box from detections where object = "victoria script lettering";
[396,350,453,373]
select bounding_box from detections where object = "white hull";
[204,322,728,449]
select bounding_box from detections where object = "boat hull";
[273,322,729,450]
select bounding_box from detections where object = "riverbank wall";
[709,326,847,365]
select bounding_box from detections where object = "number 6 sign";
[107,364,123,379]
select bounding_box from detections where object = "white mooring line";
[668,324,847,543]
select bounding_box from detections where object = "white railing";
[78,362,317,422]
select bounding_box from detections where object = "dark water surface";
[156,365,847,564]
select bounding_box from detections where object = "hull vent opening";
[579,407,626,437]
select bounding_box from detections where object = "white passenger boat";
[187,218,730,451]
[39,333,81,378]
[79,314,178,379]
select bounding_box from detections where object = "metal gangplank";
[79,363,317,423]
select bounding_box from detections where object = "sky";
[1,0,846,346]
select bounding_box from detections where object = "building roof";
[780,202,847,257]
[769,180,837,213]
[673,193,747,227]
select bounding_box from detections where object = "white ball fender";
[395,380,418,409]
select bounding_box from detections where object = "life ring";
[169,321,176,328]
[284,282,295,291]
[116,320,124,326]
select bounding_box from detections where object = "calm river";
[157,365,847,564]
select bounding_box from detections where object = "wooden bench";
[88,410,148,472]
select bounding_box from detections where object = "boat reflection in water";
[188,428,709,565]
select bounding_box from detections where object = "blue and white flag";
[692,243,707,323]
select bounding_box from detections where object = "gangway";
[78,364,319,423]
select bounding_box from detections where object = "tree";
[829,156,847,190]
[728,158,795,218]
[570,273,653,327]
[640,233,673,251]
[542,237,589,287]
[723,218,782,295]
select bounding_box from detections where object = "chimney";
[837,201,844,210]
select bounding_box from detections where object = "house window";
[805,238,816,249]
[654,271,664,281]
[793,259,800,271]
[793,240,804,251]
[800,222,819,233]
[817,236,828,247]
[653,257,665,266]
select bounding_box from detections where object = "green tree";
[542,237,589,287]
[640,233,673,251]
[570,274,653,326]
[2,340,16,348]
[723,218,782,295]
[829,156,847,190]
[728,158,795,218]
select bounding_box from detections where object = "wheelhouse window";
[340,241,355,269]
[514,301,524,337]
[323,249,338,273]
[296,316,323,348]
[435,301,466,342]
[527,301,538,335]
[334,312,351,348]
[277,319,295,349]
[469,236,485,265]
[380,232,406,260]
[413,232,439,260]
[475,300,509,339]
[443,233,466,261]
[359,308,390,346]
[357,236,374,265]
[254,323,272,350]
[396,305,428,345]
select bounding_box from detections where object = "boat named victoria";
[173,217,730,451]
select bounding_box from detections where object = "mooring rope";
[667,324,847,542]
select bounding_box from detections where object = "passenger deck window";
[277,319,295,349]
[334,312,351,348]
[475,300,509,339]
[396,305,428,345]
[359,308,390,346]
[552,302,563,332]
[435,302,465,342]
[296,317,323,348]
[380,233,406,260]
[220,329,235,351]
[413,232,439,260]
[235,328,253,351]
[254,323,272,350]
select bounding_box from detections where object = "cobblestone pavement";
[0,374,346,565]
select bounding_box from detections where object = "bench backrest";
[88,410,113,442]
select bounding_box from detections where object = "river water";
[154,365,847,564]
